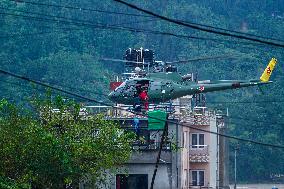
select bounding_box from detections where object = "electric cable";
[8,0,153,18]
[0,77,110,98]
[0,17,158,39]
[3,77,284,109]
[1,69,284,189]
[229,116,284,127]
[0,7,158,27]
[0,11,210,40]
[0,68,284,149]
[9,0,284,43]
[0,27,85,38]
[1,70,282,106]
[113,0,284,48]
[150,114,168,189]
[0,10,268,47]
[207,100,284,104]
[2,78,284,107]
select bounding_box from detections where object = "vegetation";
[0,96,135,188]
[0,0,283,183]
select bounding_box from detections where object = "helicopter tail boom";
[191,80,272,95]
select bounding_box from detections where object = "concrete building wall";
[181,127,190,189]
[178,95,191,189]
[209,116,218,189]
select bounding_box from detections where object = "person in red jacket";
[139,89,149,110]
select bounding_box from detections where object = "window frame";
[191,170,205,186]
[190,133,205,149]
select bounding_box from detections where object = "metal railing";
[82,104,180,118]
[188,185,207,188]
[183,114,210,126]
[181,182,213,189]
[131,141,172,150]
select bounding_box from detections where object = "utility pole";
[234,144,240,189]
[150,113,169,189]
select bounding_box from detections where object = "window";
[191,170,205,186]
[183,169,188,187]
[183,131,188,148]
[116,174,148,189]
[191,133,205,148]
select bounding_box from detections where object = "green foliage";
[0,97,135,188]
[0,176,30,189]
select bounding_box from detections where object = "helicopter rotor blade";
[100,58,145,65]
[165,54,236,64]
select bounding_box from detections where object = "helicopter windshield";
[113,79,150,98]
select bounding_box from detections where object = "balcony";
[180,107,211,126]
[182,114,210,126]
[126,141,172,164]
[189,145,209,162]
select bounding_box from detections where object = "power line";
[8,0,153,18]
[2,77,284,106]
[0,27,85,38]
[1,74,283,150]
[9,0,284,43]
[207,100,284,104]
[3,7,277,48]
[0,77,110,98]
[0,7,158,27]
[229,115,284,127]
[113,0,284,48]
[0,18,158,39]
[0,11,224,41]
[3,76,284,106]
[179,20,284,44]
[0,10,266,47]
[0,68,283,149]
[150,114,168,189]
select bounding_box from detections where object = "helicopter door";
[135,80,150,96]
[122,80,136,98]
[160,81,174,102]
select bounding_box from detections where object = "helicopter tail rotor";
[260,58,277,82]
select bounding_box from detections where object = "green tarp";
[148,110,167,130]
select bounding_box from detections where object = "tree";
[0,96,135,189]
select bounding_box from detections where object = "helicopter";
[108,57,278,105]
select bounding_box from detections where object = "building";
[175,96,229,189]
[81,95,229,189]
